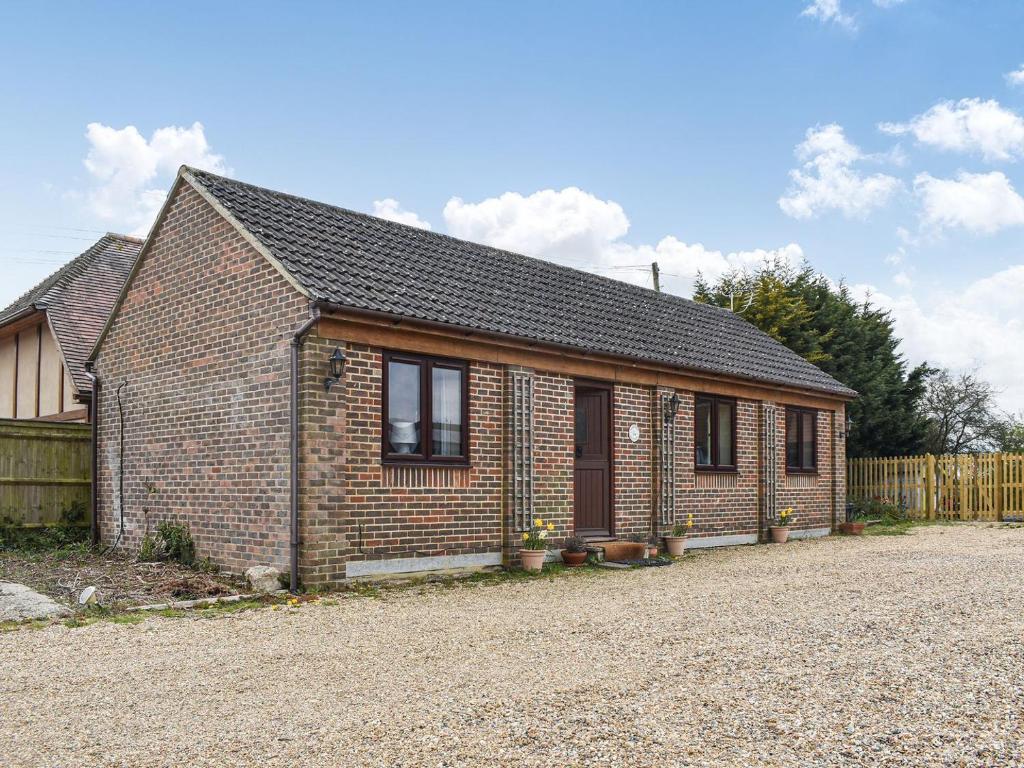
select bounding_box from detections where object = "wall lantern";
[323,347,346,391]
[840,414,854,439]
[664,392,681,423]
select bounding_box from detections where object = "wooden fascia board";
[0,309,46,341]
[318,312,852,412]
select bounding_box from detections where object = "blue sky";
[2,1,1023,406]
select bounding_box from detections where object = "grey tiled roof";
[188,169,855,398]
[0,234,141,394]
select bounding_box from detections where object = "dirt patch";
[0,546,242,609]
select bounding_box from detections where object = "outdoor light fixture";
[664,392,681,423]
[841,414,854,439]
[323,347,346,391]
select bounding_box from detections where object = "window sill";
[785,469,819,475]
[382,458,472,468]
[694,466,739,474]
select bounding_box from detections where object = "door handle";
[575,445,583,458]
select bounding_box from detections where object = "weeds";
[139,521,196,566]
[0,501,90,552]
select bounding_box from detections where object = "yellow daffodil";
[522,532,529,541]
[534,518,543,528]
[547,522,555,531]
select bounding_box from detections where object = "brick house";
[90,167,855,586]
[0,234,141,422]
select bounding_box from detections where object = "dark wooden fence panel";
[0,418,91,526]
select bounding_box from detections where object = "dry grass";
[0,546,240,609]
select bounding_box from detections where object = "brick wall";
[773,404,838,534]
[613,383,654,538]
[94,183,308,573]
[298,337,506,584]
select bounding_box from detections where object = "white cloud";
[914,171,1024,234]
[444,187,629,263]
[82,121,228,236]
[372,198,432,230]
[1006,65,1024,88]
[879,98,1024,163]
[868,268,1024,411]
[443,186,801,296]
[801,0,858,31]
[778,124,901,219]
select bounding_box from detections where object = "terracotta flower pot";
[838,521,865,535]
[664,536,687,557]
[561,550,588,567]
[520,549,547,571]
[770,526,790,544]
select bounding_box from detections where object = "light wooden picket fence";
[848,453,1024,522]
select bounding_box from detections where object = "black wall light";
[664,392,681,423]
[324,347,346,391]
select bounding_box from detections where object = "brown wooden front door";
[574,383,611,536]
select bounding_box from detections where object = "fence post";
[996,454,1005,522]
[925,453,936,520]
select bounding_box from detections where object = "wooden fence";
[848,452,1024,522]
[0,418,91,527]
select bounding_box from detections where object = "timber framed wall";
[0,316,82,421]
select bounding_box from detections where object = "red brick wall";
[773,404,842,534]
[298,338,506,584]
[613,384,655,538]
[93,183,308,573]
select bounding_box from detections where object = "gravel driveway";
[2,524,1022,767]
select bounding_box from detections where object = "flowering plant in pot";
[664,514,693,557]
[561,536,589,567]
[770,507,795,543]
[520,517,553,571]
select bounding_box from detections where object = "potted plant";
[663,514,694,557]
[838,520,866,535]
[770,507,795,543]
[520,517,553,571]
[561,536,589,567]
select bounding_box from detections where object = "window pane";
[801,412,816,469]
[431,366,463,456]
[786,411,799,468]
[717,402,734,466]
[387,361,421,454]
[695,399,712,466]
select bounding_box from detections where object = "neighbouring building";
[90,167,855,585]
[0,234,141,422]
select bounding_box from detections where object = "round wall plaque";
[628,424,641,443]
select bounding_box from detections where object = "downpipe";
[289,304,321,593]
[83,362,100,546]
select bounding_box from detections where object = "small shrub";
[563,536,588,553]
[156,521,196,566]
[138,534,159,562]
[0,501,89,552]
[138,521,197,566]
[850,495,908,524]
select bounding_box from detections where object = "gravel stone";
[1,524,1022,767]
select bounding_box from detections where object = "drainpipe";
[289,304,320,593]
[84,361,100,546]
